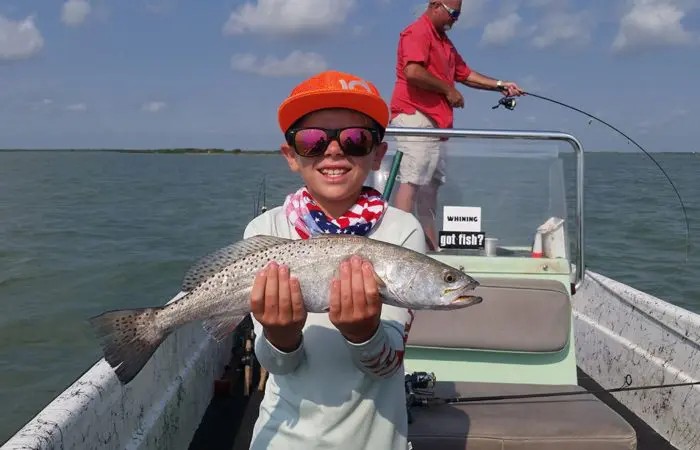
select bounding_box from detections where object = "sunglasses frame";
[285,126,382,158]
[436,1,460,20]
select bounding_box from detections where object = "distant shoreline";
[0,148,278,155]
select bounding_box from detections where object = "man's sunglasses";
[436,2,460,20]
[285,127,382,157]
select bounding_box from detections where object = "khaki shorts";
[390,110,446,186]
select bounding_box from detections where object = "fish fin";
[181,235,291,291]
[371,270,393,300]
[89,306,170,385]
[372,270,386,288]
[202,314,247,341]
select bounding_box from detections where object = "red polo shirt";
[389,14,472,129]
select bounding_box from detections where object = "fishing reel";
[492,96,517,111]
[405,371,436,390]
[405,371,437,423]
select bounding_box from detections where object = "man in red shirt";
[389,0,523,250]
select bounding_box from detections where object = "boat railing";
[382,126,585,291]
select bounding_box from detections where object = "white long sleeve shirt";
[243,205,427,450]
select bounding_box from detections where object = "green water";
[0,150,698,443]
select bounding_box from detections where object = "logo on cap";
[339,79,373,93]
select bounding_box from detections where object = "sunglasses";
[437,2,460,20]
[285,127,381,158]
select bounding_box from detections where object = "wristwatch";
[496,80,504,89]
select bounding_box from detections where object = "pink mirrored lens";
[339,128,372,152]
[294,129,328,156]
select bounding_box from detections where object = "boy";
[244,70,427,450]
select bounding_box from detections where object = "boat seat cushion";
[407,277,571,353]
[407,381,637,450]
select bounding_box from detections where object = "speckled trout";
[90,234,482,384]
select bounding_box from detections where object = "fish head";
[383,257,482,310]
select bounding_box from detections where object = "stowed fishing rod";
[493,91,692,262]
[405,372,700,409]
[252,175,268,218]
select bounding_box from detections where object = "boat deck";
[187,366,678,450]
[576,368,677,450]
[187,361,263,450]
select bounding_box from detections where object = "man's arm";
[405,63,464,108]
[404,62,451,95]
[460,70,501,90]
[460,71,525,97]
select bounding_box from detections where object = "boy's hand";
[250,262,307,352]
[329,255,382,343]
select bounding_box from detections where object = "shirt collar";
[420,13,445,41]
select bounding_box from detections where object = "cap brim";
[278,90,389,133]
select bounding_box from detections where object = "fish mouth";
[451,295,483,306]
[442,280,482,308]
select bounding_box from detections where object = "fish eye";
[443,271,457,283]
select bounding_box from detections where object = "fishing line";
[252,176,268,218]
[407,372,700,406]
[493,92,691,262]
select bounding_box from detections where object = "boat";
[2,126,698,450]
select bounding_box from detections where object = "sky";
[0,0,698,151]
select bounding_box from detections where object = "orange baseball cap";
[277,70,389,134]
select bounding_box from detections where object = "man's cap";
[277,70,389,134]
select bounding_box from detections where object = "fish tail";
[89,306,170,385]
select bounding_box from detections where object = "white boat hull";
[1,292,232,450]
[573,270,700,450]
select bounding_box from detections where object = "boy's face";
[281,108,388,210]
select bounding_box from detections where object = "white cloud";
[527,0,576,10]
[477,4,593,50]
[453,0,488,29]
[519,75,549,93]
[0,15,44,60]
[145,0,177,14]
[142,101,167,112]
[612,0,696,53]
[223,0,356,37]
[480,13,522,46]
[231,50,327,77]
[28,98,54,112]
[530,11,594,49]
[66,103,87,112]
[61,0,91,27]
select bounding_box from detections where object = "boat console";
[372,127,639,449]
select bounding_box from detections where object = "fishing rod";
[259,175,267,213]
[252,175,268,218]
[405,372,700,408]
[416,380,700,406]
[493,92,692,262]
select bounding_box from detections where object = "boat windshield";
[368,133,573,261]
